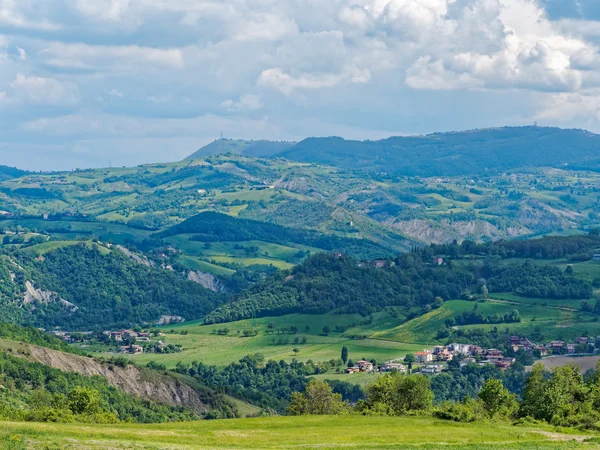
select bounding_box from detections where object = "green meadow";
[1,415,596,449]
[132,313,425,368]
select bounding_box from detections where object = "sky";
[3,0,600,170]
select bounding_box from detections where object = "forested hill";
[205,251,592,324]
[158,211,400,260]
[276,127,600,176]
[187,139,295,159]
[0,245,223,330]
[0,165,27,182]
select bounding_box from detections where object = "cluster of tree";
[0,353,199,424]
[173,354,354,413]
[486,262,592,299]
[4,245,224,330]
[447,307,521,327]
[206,248,591,324]
[425,231,600,261]
[158,212,396,260]
[287,362,600,430]
[205,252,476,323]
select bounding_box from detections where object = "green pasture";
[0,415,595,449]
[131,313,424,368]
[374,300,599,344]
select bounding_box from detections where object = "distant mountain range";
[190,127,600,177]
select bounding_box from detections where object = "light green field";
[21,240,111,255]
[131,314,424,368]
[178,255,236,276]
[0,415,595,449]
[374,299,599,344]
[312,371,382,387]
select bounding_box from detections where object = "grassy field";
[373,299,599,344]
[131,313,425,368]
[1,415,596,449]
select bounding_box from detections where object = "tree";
[293,348,299,356]
[478,379,516,418]
[341,346,348,364]
[322,326,331,336]
[361,373,433,415]
[403,354,415,373]
[480,285,489,299]
[67,387,102,415]
[287,380,349,415]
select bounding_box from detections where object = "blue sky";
[2,0,600,170]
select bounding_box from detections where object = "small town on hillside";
[345,335,596,375]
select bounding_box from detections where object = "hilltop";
[187,139,295,159]
[277,126,600,176]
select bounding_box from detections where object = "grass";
[0,415,595,449]
[312,371,382,387]
[130,313,424,368]
[374,299,600,344]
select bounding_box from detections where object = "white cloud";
[41,42,184,71]
[5,0,600,169]
[9,73,79,105]
[0,0,61,31]
[222,94,263,112]
[258,67,371,95]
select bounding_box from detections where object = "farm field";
[131,313,425,368]
[534,355,600,373]
[1,415,596,450]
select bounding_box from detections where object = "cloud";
[221,94,263,112]
[258,67,371,95]
[9,73,79,105]
[41,42,184,71]
[5,0,600,169]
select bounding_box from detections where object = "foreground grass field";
[1,416,597,449]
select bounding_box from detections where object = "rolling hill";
[277,126,600,176]
[187,139,295,159]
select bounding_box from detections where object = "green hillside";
[187,139,295,158]
[0,245,223,330]
[278,126,600,176]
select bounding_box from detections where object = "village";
[344,335,599,376]
[47,328,182,355]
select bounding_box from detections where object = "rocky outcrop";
[15,344,210,413]
[187,271,225,293]
[23,281,78,311]
[385,218,529,244]
[115,245,155,267]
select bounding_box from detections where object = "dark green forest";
[277,127,600,176]
[205,250,592,324]
[0,246,223,330]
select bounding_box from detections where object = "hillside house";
[485,349,504,361]
[593,254,600,262]
[415,351,433,363]
[110,331,123,341]
[449,343,471,355]
[436,349,453,362]
[432,257,444,266]
[421,365,442,374]
[567,344,576,354]
[356,360,374,372]
[534,346,548,356]
[576,337,588,345]
[551,341,565,352]
[382,363,407,373]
